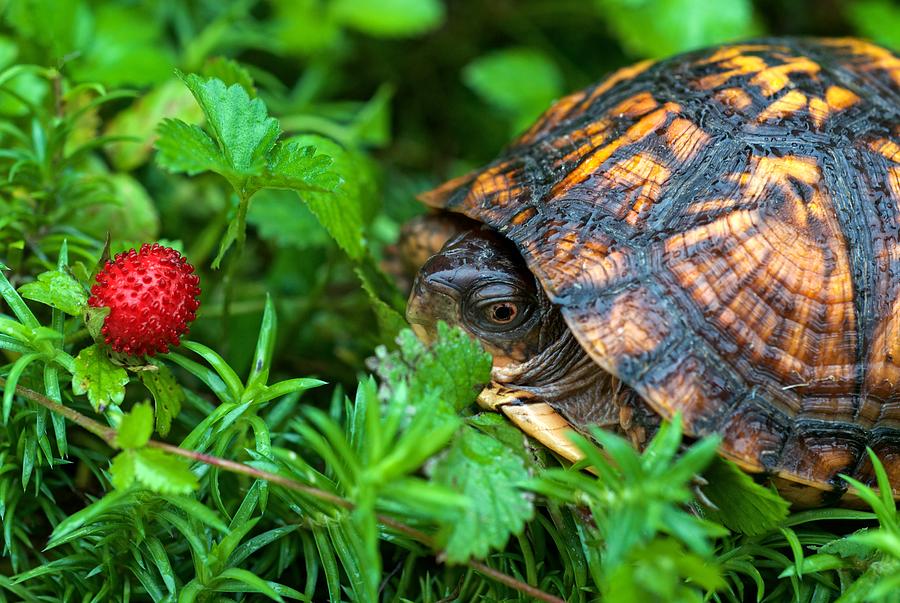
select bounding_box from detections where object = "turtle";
[403,37,900,507]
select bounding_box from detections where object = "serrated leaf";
[377,323,492,415]
[108,451,136,490]
[699,457,790,536]
[72,344,129,411]
[202,56,256,97]
[17,269,88,315]
[466,412,532,465]
[258,139,340,193]
[849,529,900,558]
[818,530,879,560]
[140,362,184,437]
[155,118,226,175]
[178,72,280,177]
[132,448,198,495]
[115,402,153,449]
[431,426,533,563]
[331,0,445,37]
[289,134,374,260]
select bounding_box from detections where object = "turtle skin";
[418,38,900,506]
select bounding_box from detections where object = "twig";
[1,378,565,603]
[469,560,565,603]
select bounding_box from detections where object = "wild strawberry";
[88,244,201,356]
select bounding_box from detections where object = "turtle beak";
[406,273,460,345]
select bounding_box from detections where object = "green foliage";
[846,0,900,49]
[596,0,761,58]
[17,269,88,315]
[71,343,129,411]
[376,322,493,413]
[530,418,728,600]
[463,48,563,133]
[431,423,533,563]
[0,1,897,601]
[700,457,791,536]
[331,0,445,37]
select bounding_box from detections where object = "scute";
[420,38,900,504]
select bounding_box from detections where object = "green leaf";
[466,412,532,464]
[202,56,256,97]
[246,295,277,393]
[849,529,900,558]
[605,538,724,601]
[595,0,759,58]
[68,4,174,87]
[155,118,226,175]
[178,71,280,178]
[108,450,136,490]
[18,269,88,315]
[355,260,406,342]
[72,344,129,411]
[3,352,40,422]
[0,266,40,328]
[331,0,445,37]
[463,48,563,132]
[166,496,230,533]
[431,426,533,563]
[70,173,161,241]
[115,402,153,449]
[132,448,198,495]
[246,189,331,250]
[106,77,204,170]
[140,361,185,437]
[290,134,373,261]
[214,567,286,602]
[846,0,900,50]
[376,323,492,415]
[257,139,339,193]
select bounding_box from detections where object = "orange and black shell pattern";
[421,38,900,505]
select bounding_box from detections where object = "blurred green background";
[1,0,897,389]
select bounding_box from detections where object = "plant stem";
[1,378,566,603]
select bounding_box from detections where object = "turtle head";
[406,228,557,367]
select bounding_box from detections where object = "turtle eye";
[465,283,535,333]
[488,302,518,324]
[472,298,531,332]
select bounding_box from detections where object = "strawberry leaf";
[430,425,533,563]
[140,361,185,437]
[290,134,375,261]
[376,323,492,414]
[178,71,279,180]
[18,269,88,316]
[72,344,129,412]
[202,56,256,97]
[257,139,340,193]
[132,448,198,495]
[155,118,226,176]
[114,402,153,449]
[108,451,136,490]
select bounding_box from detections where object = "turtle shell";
[421,38,900,504]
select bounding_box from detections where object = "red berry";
[88,244,201,357]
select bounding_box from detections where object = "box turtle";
[404,38,900,507]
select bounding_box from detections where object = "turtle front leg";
[477,384,587,464]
